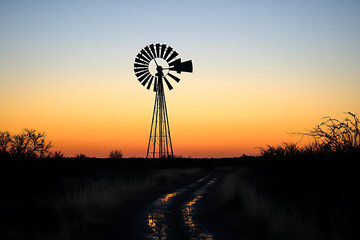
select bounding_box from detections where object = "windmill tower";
[134,44,193,158]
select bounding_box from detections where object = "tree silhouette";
[3,129,53,158]
[0,131,11,158]
[0,131,11,152]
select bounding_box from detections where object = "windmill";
[134,44,193,158]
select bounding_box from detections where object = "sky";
[1,0,360,157]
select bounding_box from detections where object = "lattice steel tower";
[133,44,193,158]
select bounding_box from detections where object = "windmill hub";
[134,43,193,158]
[149,58,169,76]
[156,65,163,73]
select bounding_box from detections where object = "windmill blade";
[146,45,156,59]
[140,49,152,61]
[141,74,151,86]
[166,51,178,62]
[163,77,173,90]
[135,70,148,78]
[149,44,157,58]
[163,46,173,60]
[146,76,154,90]
[138,72,150,82]
[134,68,149,74]
[135,57,148,65]
[135,70,149,78]
[134,63,148,68]
[155,44,161,58]
[134,67,148,74]
[160,44,166,58]
[167,73,180,83]
[137,53,150,63]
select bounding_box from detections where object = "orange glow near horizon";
[2,71,357,158]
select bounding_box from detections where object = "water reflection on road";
[145,175,216,240]
[146,192,181,240]
[182,177,218,240]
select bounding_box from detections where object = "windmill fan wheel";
[134,43,193,91]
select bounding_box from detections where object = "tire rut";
[143,174,220,240]
[182,177,218,240]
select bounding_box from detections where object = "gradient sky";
[1,0,360,157]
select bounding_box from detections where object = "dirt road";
[101,172,241,240]
[143,174,218,240]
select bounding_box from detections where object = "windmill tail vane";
[133,44,193,158]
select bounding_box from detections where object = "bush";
[75,153,88,159]
[260,112,360,157]
[109,150,123,159]
[298,112,360,153]
[259,142,300,157]
[53,151,65,158]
